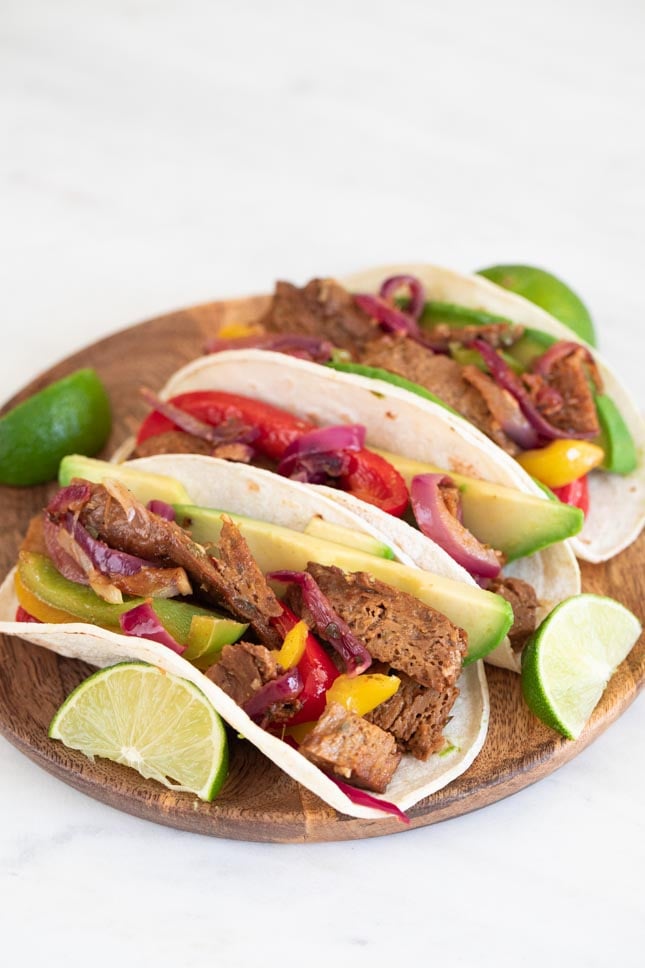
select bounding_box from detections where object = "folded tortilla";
[342,264,645,563]
[0,457,489,821]
[154,350,582,671]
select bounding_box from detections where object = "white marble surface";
[1,2,644,965]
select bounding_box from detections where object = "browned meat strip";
[461,365,526,456]
[525,348,600,436]
[205,641,279,706]
[287,563,467,692]
[73,484,281,646]
[366,668,460,760]
[298,702,402,793]
[134,431,213,459]
[259,278,378,352]
[488,576,538,652]
[358,335,520,455]
[424,322,523,350]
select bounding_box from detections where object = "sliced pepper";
[274,620,308,669]
[516,439,604,488]
[552,476,590,516]
[271,605,339,726]
[137,390,409,516]
[325,672,400,716]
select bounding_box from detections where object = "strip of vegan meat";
[286,563,467,692]
[366,667,460,760]
[358,334,521,455]
[60,481,282,646]
[259,278,379,353]
[488,576,538,652]
[298,701,402,793]
[525,349,600,437]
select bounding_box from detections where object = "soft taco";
[200,266,644,563]
[0,455,499,820]
[125,350,582,671]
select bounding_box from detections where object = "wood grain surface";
[0,294,643,843]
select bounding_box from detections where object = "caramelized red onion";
[470,339,598,441]
[532,340,600,386]
[147,500,176,521]
[119,602,185,654]
[328,776,410,824]
[379,274,426,321]
[354,293,421,338]
[140,388,259,450]
[243,667,303,720]
[277,425,366,484]
[268,570,372,676]
[205,333,335,362]
[410,474,502,580]
[46,482,92,515]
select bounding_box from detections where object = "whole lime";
[476,264,597,346]
[0,368,112,486]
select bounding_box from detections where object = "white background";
[1,2,643,966]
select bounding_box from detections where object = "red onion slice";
[140,388,259,448]
[470,340,598,441]
[46,482,92,515]
[328,776,410,824]
[243,667,303,720]
[411,474,501,579]
[379,274,426,321]
[268,570,372,676]
[146,500,176,521]
[277,425,365,484]
[205,333,335,362]
[119,602,185,654]
[354,293,421,337]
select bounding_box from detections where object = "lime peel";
[49,662,228,800]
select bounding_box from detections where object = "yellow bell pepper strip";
[326,672,401,717]
[273,620,308,669]
[216,323,263,339]
[14,570,79,624]
[516,439,604,488]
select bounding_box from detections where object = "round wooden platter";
[0,294,643,844]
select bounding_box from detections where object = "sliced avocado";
[506,327,557,369]
[303,516,395,559]
[59,455,192,505]
[327,362,462,417]
[174,504,513,663]
[374,449,583,561]
[18,551,247,647]
[594,394,638,475]
[420,301,515,329]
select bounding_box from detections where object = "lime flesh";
[521,595,641,739]
[0,368,111,486]
[477,264,597,346]
[49,662,228,800]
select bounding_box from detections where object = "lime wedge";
[49,662,228,800]
[0,368,111,486]
[521,595,641,739]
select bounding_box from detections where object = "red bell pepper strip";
[15,606,41,623]
[136,391,409,516]
[552,475,590,516]
[271,604,339,726]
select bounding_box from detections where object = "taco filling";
[202,274,637,520]
[15,476,480,795]
[133,390,546,656]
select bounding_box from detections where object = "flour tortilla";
[342,264,645,563]
[0,456,489,821]
[156,351,581,671]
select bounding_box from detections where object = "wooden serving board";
[0,294,643,843]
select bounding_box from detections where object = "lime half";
[477,264,597,346]
[521,595,641,739]
[0,368,111,486]
[49,662,228,800]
